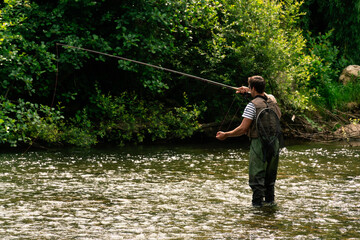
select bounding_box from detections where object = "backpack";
[255,103,282,161]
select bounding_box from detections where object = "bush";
[1,0,318,119]
[304,30,353,109]
[80,88,206,146]
[0,1,56,98]
[0,97,64,147]
[61,109,98,147]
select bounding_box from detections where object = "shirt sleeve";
[242,102,256,120]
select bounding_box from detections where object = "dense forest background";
[0,0,359,147]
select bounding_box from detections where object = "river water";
[0,141,359,239]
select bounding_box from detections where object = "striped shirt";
[242,94,277,120]
[242,102,256,120]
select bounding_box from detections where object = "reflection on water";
[0,142,359,239]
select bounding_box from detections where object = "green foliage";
[1,0,359,147]
[299,0,360,63]
[303,114,323,132]
[62,109,98,147]
[303,30,353,109]
[57,88,205,147]
[220,0,315,113]
[0,0,56,98]
[327,80,360,110]
[0,96,64,147]
[1,0,312,112]
[306,31,341,107]
[81,89,206,146]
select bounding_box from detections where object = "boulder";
[334,123,360,139]
[339,65,360,84]
[346,102,359,112]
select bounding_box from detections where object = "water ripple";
[0,143,359,239]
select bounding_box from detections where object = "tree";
[0,0,323,146]
[300,0,360,63]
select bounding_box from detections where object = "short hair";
[248,76,265,93]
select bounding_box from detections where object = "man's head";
[248,76,265,94]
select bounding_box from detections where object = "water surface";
[0,142,359,239]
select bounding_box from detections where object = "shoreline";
[1,129,359,153]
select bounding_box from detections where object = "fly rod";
[56,43,238,91]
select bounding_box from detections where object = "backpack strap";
[253,95,268,101]
[253,95,268,107]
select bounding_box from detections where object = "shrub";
[305,30,353,109]
[0,97,64,147]
[82,88,206,146]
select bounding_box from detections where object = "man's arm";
[216,117,252,140]
[236,86,277,104]
[236,86,250,94]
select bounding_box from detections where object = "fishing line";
[218,95,237,131]
[24,44,61,153]
[22,43,246,153]
[217,94,246,132]
[56,43,238,91]
[23,45,60,154]
[52,44,60,107]
[55,43,249,135]
[225,94,243,130]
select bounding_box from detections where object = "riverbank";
[1,109,359,151]
[281,111,360,145]
[200,111,360,147]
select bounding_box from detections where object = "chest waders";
[248,96,281,206]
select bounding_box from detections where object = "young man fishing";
[216,76,281,207]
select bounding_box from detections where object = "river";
[0,141,359,239]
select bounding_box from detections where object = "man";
[216,76,281,207]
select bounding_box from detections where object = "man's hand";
[216,131,227,141]
[216,118,252,140]
[236,86,250,94]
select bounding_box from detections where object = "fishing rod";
[56,43,238,91]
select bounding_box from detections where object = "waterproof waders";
[249,138,279,206]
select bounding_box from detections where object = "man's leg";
[264,140,279,204]
[249,139,266,206]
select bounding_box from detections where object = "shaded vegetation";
[0,0,359,147]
